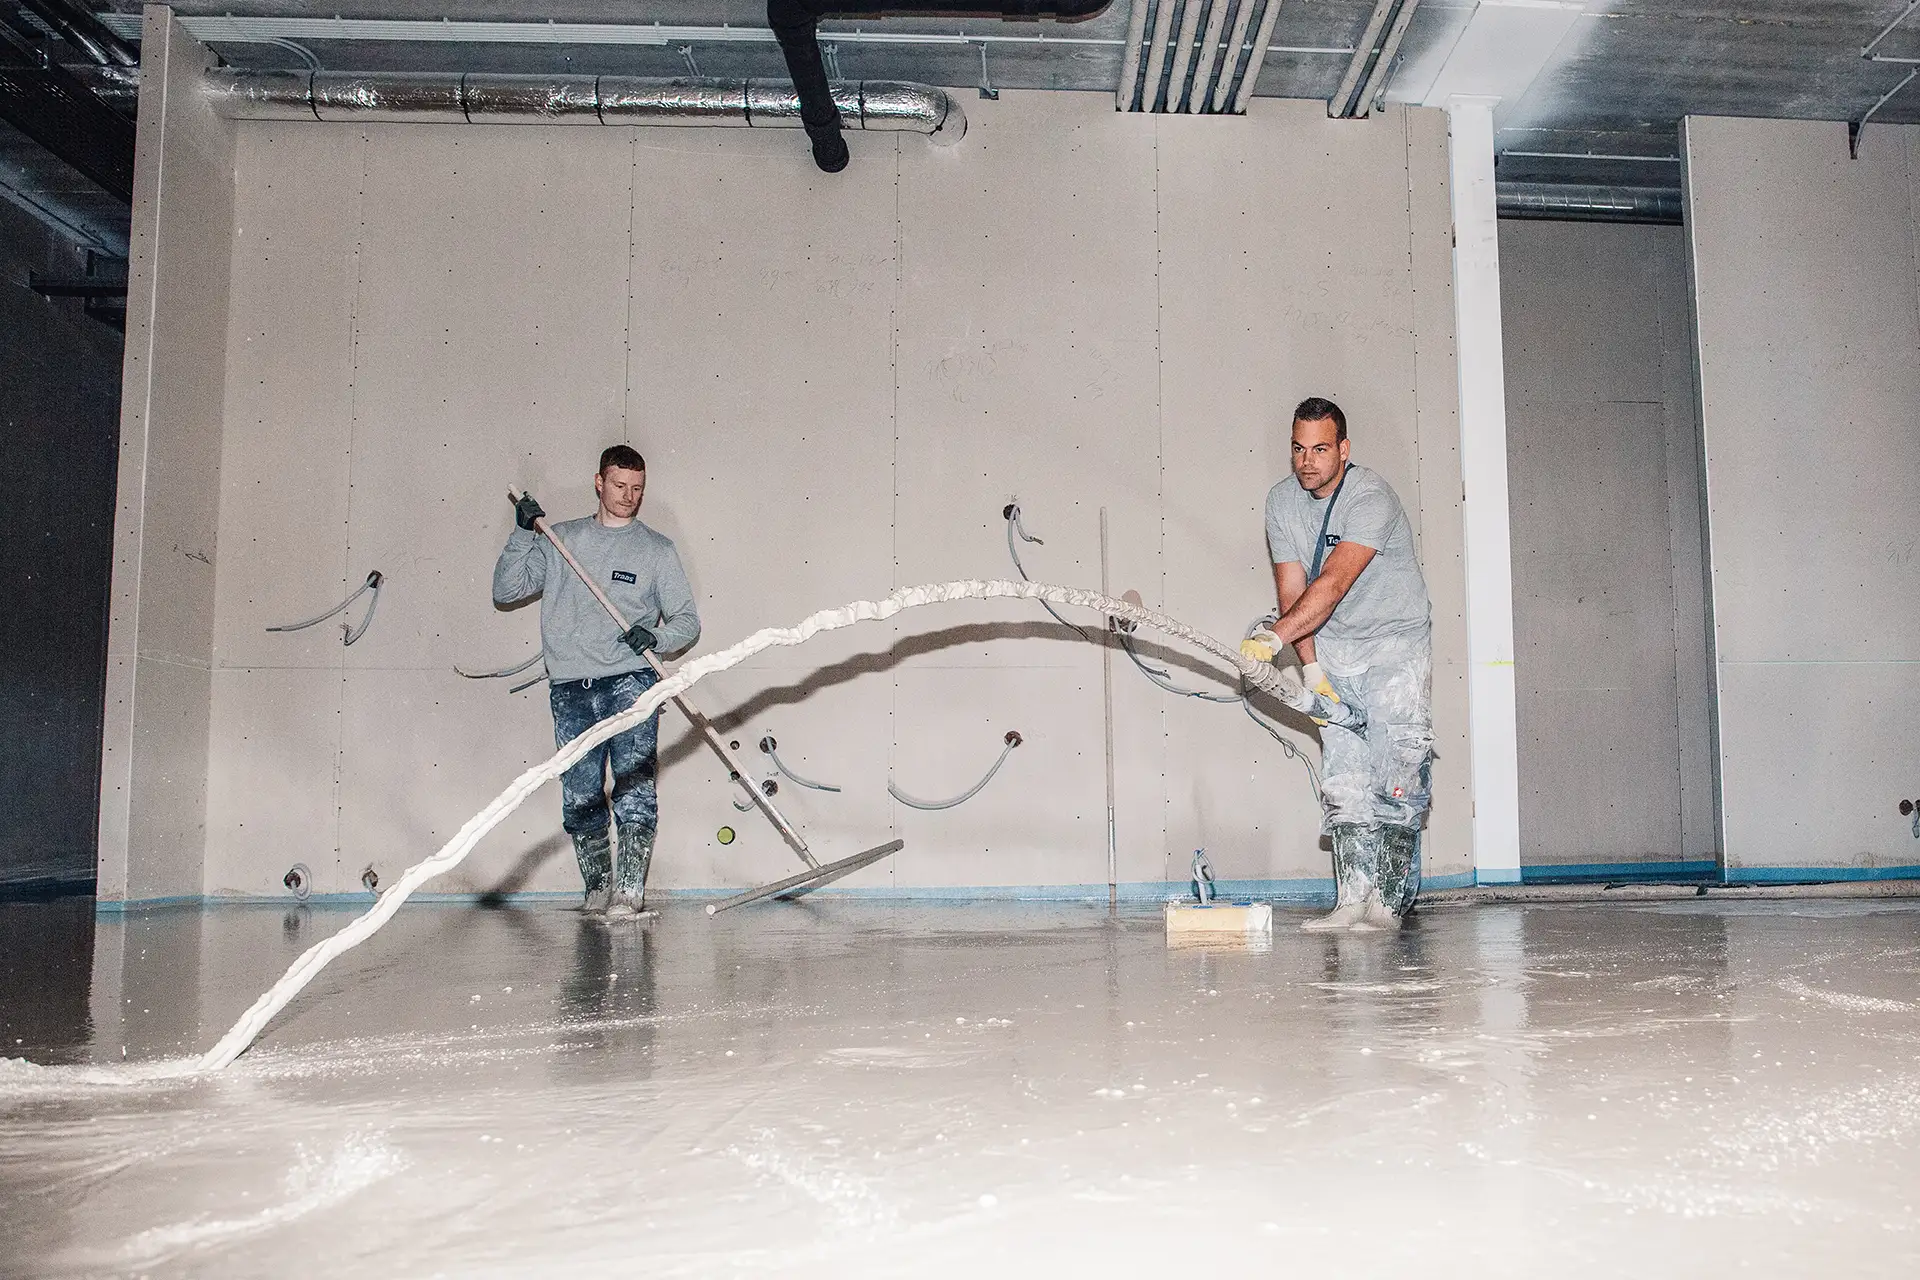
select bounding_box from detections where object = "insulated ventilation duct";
[1496,183,1683,226]
[202,69,966,146]
[767,0,1113,172]
[1114,0,1288,114]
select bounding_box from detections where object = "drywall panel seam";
[1651,258,1690,861]
[1907,128,1920,342]
[1153,115,1167,884]
[1403,109,1426,539]
[330,130,369,881]
[623,131,637,448]
[890,134,902,887]
[1676,117,1729,870]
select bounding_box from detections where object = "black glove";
[513,492,546,531]
[619,622,657,656]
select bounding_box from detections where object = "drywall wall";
[1499,219,1717,874]
[95,6,234,906]
[1682,116,1920,877]
[125,78,1474,900]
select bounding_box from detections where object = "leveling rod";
[706,838,906,915]
[511,491,817,870]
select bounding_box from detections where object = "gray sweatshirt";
[492,516,701,682]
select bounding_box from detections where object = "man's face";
[595,465,646,520]
[1291,417,1349,497]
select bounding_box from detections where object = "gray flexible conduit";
[1118,626,1241,703]
[889,731,1022,811]
[1004,503,1092,640]
[1001,501,1321,796]
[454,651,544,680]
[761,736,841,793]
[265,570,383,646]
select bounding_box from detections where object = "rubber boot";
[1355,824,1422,930]
[1302,823,1380,932]
[607,824,655,918]
[1378,823,1422,916]
[572,830,613,913]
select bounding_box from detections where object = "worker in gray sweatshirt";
[493,444,701,916]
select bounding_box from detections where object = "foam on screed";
[179,579,1312,1074]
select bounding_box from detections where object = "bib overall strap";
[1308,465,1350,583]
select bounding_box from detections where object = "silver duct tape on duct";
[464,75,603,125]
[202,68,319,120]
[599,77,749,124]
[317,73,467,123]
[202,70,965,143]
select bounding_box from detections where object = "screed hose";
[189,579,1352,1072]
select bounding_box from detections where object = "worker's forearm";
[1276,580,1315,664]
[1272,577,1343,647]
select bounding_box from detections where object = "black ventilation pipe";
[768,0,1113,172]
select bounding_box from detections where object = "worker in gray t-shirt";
[1241,397,1434,932]
[493,444,701,917]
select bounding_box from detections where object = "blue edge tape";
[87,861,1920,913]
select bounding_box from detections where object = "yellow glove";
[1240,630,1280,664]
[1302,661,1341,726]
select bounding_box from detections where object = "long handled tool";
[510,491,817,870]
[706,838,905,916]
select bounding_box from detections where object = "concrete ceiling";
[119,1,1920,143]
[9,1,1920,247]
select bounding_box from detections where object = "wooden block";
[1164,901,1274,936]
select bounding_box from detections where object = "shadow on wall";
[646,617,1317,776]
[474,832,573,907]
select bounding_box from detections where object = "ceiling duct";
[767,0,1112,172]
[17,0,137,68]
[1328,0,1419,118]
[204,69,966,145]
[1495,182,1683,226]
[1115,0,1285,114]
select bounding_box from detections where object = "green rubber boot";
[572,830,613,912]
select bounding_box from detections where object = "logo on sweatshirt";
[1324,534,1342,549]
[611,570,637,585]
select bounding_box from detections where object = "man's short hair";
[599,444,646,475]
[1293,397,1347,443]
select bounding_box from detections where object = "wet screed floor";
[3,897,1919,1276]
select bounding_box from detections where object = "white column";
[1445,96,1522,884]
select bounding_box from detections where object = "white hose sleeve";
[192,579,1358,1073]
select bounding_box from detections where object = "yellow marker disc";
[716,826,736,845]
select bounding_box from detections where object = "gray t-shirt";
[1265,463,1430,644]
[492,516,701,682]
